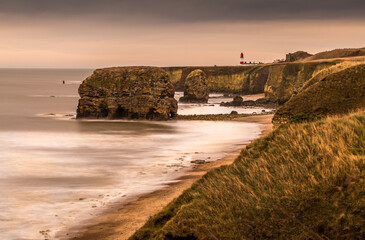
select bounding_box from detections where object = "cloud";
[1,0,364,23]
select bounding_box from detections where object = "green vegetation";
[273,64,365,124]
[131,110,365,240]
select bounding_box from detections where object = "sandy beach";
[58,114,273,240]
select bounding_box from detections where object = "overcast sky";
[1,0,364,67]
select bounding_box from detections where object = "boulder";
[179,69,209,103]
[233,96,243,105]
[76,67,178,120]
[220,97,278,108]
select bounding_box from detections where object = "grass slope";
[304,48,365,61]
[273,64,365,124]
[131,111,365,240]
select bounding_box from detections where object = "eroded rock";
[179,69,209,103]
[76,67,178,120]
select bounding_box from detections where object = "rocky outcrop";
[179,69,209,103]
[220,96,243,106]
[285,51,312,62]
[220,96,277,108]
[76,67,178,120]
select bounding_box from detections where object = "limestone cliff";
[164,66,256,93]
[264,61,339,104]
[241,65,270,94]
[76,67,177,120]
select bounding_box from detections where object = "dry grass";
[273,64,365,124]
[300,59,365,91]
[131,110,365,240]
[304,48,365,61]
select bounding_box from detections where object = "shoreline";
[57,114,273,240]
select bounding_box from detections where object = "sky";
[0,0,364,68]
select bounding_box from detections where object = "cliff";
[163,66,256,93]
[273,64,365,124]
[76,67,177,120]
[165,52,365,105]
[264,61,338,104]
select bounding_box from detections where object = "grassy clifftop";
[273,64,365,124]
[304,48,365,61]
[131,110,365,239]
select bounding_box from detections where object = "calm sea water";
[0,69,266,239]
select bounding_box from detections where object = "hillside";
[131,110,365,239]
[304,47,365,61]
[264,60,338,104]
[273,64,365,124]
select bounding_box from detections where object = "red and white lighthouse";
[240,52,244,65]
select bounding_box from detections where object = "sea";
[0,69,270,239]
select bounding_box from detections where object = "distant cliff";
[164,48,365,105]
[163,66,256,93]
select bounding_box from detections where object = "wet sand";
[58,114,273,240]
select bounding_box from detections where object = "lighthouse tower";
[240,52,244,65]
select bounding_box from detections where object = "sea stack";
[179,69,209,103]
[76,67,178,120]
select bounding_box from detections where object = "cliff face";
[273,64,365,124]
[163,48,365,105]
[242,65,270,94]
[77,67,177,120]
[164,66,256,93]
[165,56,365,106]
[264,61,339,104]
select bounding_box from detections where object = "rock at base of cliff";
[76,67,178,120]
[220,97,278,108]
[179,69,209,103]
